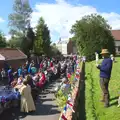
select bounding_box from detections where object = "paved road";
[0,79,61,120]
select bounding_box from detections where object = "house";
[111,30,120,54]
[0,48,27,70]
[56,38,77,55]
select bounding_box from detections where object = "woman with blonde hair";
[19,79,36,113]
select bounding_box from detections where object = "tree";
[0,32,7,48]
[9,0,32,35]
[50,44,61,56]
[71,14,115,60]
[34,17,51,56]
[20,25,35,57]
[8,0,32,54]
[26,26,35,51]
[7,36,20,48]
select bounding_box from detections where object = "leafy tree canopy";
[71,14,115,60]
[0,31,7,48]
[34,17,51,56]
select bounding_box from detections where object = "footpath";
[0,79,61,120]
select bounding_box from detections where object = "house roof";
[111,30,120,40]
[0,48,27,60]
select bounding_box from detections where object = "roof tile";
[111,30,120,40]
[0,48,27,60]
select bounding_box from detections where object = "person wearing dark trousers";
[96,49,113,108]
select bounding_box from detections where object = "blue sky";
[0,0,120,41]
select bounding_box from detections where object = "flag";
[63,106,67,114]
[68,95,73,103]
[66,101,75,113]
[60,114,67,120]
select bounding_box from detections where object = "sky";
[1,0,120,42]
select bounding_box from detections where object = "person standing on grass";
[96,49,113,108]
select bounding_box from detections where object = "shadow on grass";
[86,63,98,119]
[110,101,118,106]
[110,96,118,101]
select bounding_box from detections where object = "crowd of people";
[0,55,79,113]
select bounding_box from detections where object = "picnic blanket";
[0,86,20,103]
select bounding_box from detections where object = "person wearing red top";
[50,61,53,67]
[40,62,43,70]
[36,71,46,89]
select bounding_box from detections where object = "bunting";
[59,58,81,120]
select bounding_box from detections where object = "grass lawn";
[85,57,120,120]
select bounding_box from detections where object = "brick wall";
[0,59,26,71]
[59,61,85,120]
[67,40,73,54]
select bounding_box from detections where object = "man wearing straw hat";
[96,49,113,107]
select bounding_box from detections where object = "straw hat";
[100,49,109,54]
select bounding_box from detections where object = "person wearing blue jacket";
[96,49,113,108]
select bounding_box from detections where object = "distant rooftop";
[57,37,69,44]
[111,30,120,40]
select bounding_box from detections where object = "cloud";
[0,17,5,23]
[31,0,120,41]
